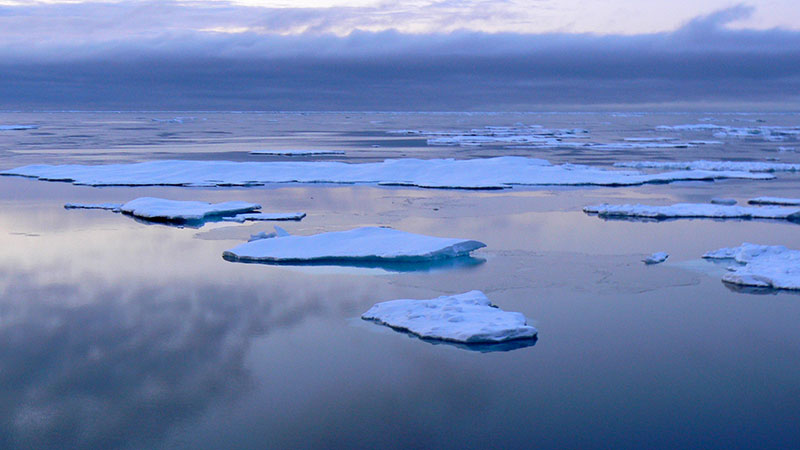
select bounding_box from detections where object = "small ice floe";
[249,150,345,156]
[222,212,306,222]
[703,243,800,290]
[778,146,796,153]
[361,290,537,344]
[151,117,195,123]
[656,124,727,131]
[0,124,38,130]
[1,157,774,189]
[614,160,800,172]
[688,140,724,145]
[119,197,261,223]
[223,226,486,263]
[64,202,122,211]
[623,137,678,142]
[748,197,800,206]
[643,252,669,264]
[583,203,800,221]
[710,198,737,205]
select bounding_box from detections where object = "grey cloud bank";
[1,5,799,110]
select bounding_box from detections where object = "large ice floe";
[748,197,800,206]
[223,226,486,264]
[361,290,537,344]
[391,125,588,147]
[583,203,800,222]
[655,124,800,141]
[119,197,261,223]
[703,243,800,290]
[615,160,800,172]
[223,226,485,263]
[1,157,774,190]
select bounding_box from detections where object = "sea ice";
[703,243,800,290]
[748,197,800,206]
[64,202,123,211]
[0,124,38,130]
[1,157,774,190]
[361,290,537,343]
[643,252,669,264]
[710,198,737,205]
[119,197,261,223]
[583,203,800,221]
[614,160,800,172]
[223,226,486,263]
[222,212,306,222]
[250,150,345,156]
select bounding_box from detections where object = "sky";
[1,0,798,110]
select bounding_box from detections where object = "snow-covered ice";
[223,226,486,263]
[711,198,737,205]
[361,290,537,344]
[1,157,774,190]
[703,243,800,290]
[643,252,669,264]
[222,212,306,222]
[250,150,345,156]
[584,203,800,221]
[64,202,122,211]
[748,197,800,206]
[119,197,261,223]
[655,124,800,141]
[614,160,800,172]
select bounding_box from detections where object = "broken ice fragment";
[361,290,537,344]
[643,252,669,264]
[710,198,737,205]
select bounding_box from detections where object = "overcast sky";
[1,1,798,110]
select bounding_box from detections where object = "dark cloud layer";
[2,5,799,110]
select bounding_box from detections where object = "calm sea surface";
[1,111,800,449]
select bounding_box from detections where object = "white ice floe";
[119,197,261,222]
[711,198,737,205]
[223,226,486,263]
[0,124,38,130]
[250,150,345,156]
[703,243,800,290]
[623,137,678,142]
[64,202,122,211]
[1,157,774,190]
[222,212,306,222]
[361,290,537,343]
[643,252,669,264]
[656,124,727,131]
[583,203,800,221]
[614,160,800,172]
[151,117,196,123]
[748,197,800,206]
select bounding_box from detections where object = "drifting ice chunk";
[614,160,800,172]
[120,197,261,223]
[643,252,669,264]
[710,198,737,205]
[361,290,537,343]
[64,202,122,211]
[222,212,306,222]
[748,197,800,206]
[1,157,773,189]
[250,150,345,156]
[223,227,486,263]
[703,243,800,290]
[583,203,800,221]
